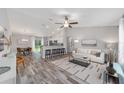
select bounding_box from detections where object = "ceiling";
[7,8,124,36]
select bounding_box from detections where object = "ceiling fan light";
[65,20,68,24]
[64,23,69,27]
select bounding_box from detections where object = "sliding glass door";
[34,37,43,53]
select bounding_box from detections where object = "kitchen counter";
[0,53,16,84]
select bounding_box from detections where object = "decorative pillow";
[91,51,96,55]
[91,51,97,55]
[95,52,101,57]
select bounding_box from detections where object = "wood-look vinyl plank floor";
[16,55,86,84]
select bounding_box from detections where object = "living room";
[51,25,119,84]
[0,8,124,84]
[14,9,123,84]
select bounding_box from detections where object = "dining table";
[17,47,32,56]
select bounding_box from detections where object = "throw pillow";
[95,52,101,57]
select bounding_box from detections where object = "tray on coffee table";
[69,58,90,67]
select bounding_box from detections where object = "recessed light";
[57,28,60,30]
[46,25,49,28]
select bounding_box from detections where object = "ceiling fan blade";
[69,22,78,24]
[55,23,63,24]
[69,25,72,28]
[60,25,64,28]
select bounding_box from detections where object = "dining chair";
[16,56,25,74]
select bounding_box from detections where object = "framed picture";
[81,39,97,46]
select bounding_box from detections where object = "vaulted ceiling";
[6,8,124,36]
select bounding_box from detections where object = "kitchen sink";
[0,66,11,75]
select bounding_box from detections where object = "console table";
[104,71,119,84]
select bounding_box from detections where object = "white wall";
[12,33,33,52]
[12,33,43,53]
[50,29,68,53]
[50,30,64,43]
[0,9,10,29]
[66,26,118,50]
[0,9,11,56]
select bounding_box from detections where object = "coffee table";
[69,57,90,67]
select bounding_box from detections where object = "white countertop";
[0,53,16,83]
[43,46,64,50]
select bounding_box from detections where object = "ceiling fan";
[55,16,78,28]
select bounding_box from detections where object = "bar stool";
[56,48,59,57]
[63,48,66,55]
[52,49,56,59]
[62,48,66,55]
[60,48,63,56]
[58,48,61,56]
[45,49,51,59]
[61,48,64,55]
[55,49,58,58]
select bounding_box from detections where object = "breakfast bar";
[42,46,66,59]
